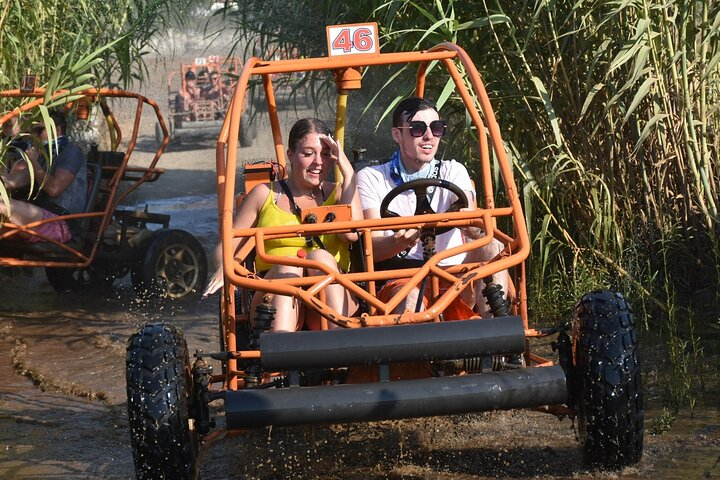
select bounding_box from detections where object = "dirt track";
[1,29,719,480]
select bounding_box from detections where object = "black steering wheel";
[379,178,469,235]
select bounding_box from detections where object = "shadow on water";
[199,413,602,480]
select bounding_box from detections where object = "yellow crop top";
[254,182,350,273]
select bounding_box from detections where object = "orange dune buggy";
[0,88,207,298]
[126,24,643,478]
[162,56,257,146]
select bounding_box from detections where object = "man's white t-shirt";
[357,158,475,266]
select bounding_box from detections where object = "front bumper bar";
[225,366,568,428]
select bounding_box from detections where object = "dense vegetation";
[0,0,192,214]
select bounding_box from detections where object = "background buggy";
[0,88,207,299]
[161,56,257,147]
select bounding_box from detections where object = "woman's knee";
[306,249,339,272]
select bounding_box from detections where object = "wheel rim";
[154,242,202,298]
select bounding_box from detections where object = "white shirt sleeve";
[357,166,384,212]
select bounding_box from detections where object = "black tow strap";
[278,179,327,250]
[397,160,441,259]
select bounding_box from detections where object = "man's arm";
[1,158,30,190]
[27,146,77,197]
[357,166,422,261]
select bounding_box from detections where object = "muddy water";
[0,271,220,478]
[646,400,720,479]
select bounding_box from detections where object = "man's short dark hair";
[392,97,438,127]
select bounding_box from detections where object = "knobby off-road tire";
[573,290,644,469]
[126,323,199,479]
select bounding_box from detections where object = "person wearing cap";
[175,70,201,120]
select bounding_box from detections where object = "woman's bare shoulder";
[245,181,273,198]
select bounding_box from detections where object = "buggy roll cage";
[215,43,531,329]
[0,88,169,268]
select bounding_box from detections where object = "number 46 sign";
[326,23,379,57]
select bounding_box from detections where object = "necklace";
[288,179,321,200]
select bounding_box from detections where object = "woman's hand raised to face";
[319,134,353,179]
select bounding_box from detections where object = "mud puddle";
[645,399,720,479]
[0,270,219,478]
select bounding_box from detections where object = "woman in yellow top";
[204,118,362,331]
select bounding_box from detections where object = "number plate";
[326,23,379,57]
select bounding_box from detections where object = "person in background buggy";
[0,109,86,243]
[203,70,231,110]
[175,70,201,121]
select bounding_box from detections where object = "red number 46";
[332,27,373,53]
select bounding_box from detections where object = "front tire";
[126,323,198,479]
[131,229,207,299]
[572,290,643,468]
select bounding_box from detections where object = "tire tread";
[126,323,197,479]
[574,289,644,468]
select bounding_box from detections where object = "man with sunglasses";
[357,97,508,317]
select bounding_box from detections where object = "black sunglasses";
[396,119,447,138]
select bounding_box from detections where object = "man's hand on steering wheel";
[379,178,469,236]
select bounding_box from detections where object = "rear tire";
[126,323,198,479]
[131,229,207,299]
[572,290,643,469]
[45,265,115,291]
